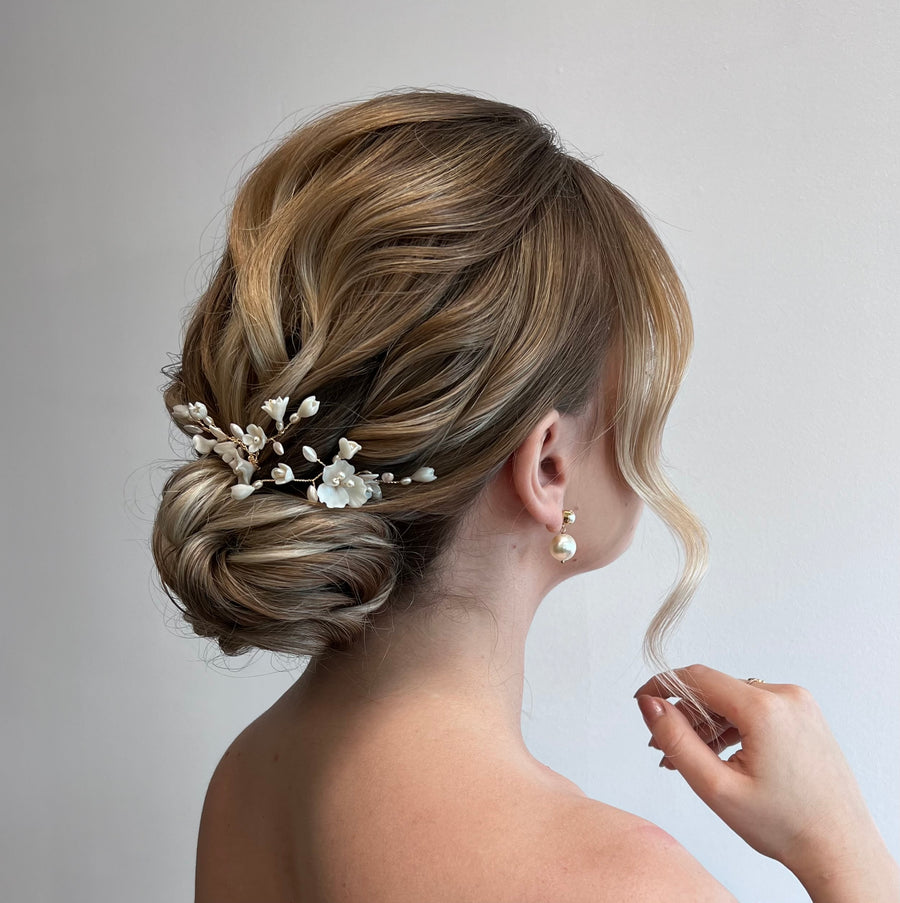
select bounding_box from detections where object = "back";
[194,687,737,903]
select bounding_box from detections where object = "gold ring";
[745,677,766,684]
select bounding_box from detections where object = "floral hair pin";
[172,395,437,506]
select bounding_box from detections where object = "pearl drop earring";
[550,509,577,563]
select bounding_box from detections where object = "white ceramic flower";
[242,424,266,453]
[316,459,369,508]
[192,435,218,454]
[181,393,439,506]
[213,441,241,465]
[271,463,294,484]
[233,458,257,485]
[338,437,362,460]
[261,396,290,423]
[356,471,382,501]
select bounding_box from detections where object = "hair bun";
[152,460,401,657]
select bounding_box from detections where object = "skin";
[635,669,900,902]
[195,350,898,901]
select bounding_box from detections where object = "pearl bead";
[550,533,577,562]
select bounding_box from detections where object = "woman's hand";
[634,664,899,899]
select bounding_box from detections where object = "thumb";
[637,695,734,803]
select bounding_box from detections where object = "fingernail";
[637,695,665,725]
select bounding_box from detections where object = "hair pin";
[172,395,436,506]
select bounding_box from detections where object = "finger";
[634,664,766,726]
[649,702,732,749]
[663,727,741,768]
[659,727,741,763]
[635,667,787,702]
[637,695,742,802]
[708,727,741,755]
[672,700,732,742]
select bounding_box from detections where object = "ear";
[509,409,571,534]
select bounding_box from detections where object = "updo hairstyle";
[151,88,707,671]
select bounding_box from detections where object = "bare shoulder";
[194,712,738,903]
[195,733,243,877]
[533,796,739,903]
[197,722,255,818]
[195,724,288,903]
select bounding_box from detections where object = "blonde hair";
[152,88,708,697]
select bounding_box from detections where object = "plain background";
[2,2,898,901]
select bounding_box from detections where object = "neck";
[293,535,552,753]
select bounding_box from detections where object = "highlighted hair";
[152,88,708,707]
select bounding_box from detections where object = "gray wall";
[2,2,897,901]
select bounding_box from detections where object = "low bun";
[152,459,401,657]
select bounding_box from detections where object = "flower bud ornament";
[172,395,437,506]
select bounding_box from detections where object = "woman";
[152,89,898,901]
